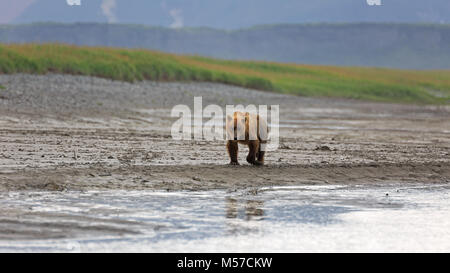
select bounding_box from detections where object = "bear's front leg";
[246,141,260,165]
[227,140,239,165]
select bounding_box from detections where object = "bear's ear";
[226,115,233,122]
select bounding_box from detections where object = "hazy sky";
[0,0,35,23]
[1,0,449,28]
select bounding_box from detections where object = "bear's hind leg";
[256,144,265,166]
[227,140,239,165]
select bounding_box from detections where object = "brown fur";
[226,111,268,166]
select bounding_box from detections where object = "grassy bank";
[0,43,449,104]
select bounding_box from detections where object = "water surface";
[1,183,449,252]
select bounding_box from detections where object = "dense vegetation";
[2,23,450,69]
[0,43,449,104]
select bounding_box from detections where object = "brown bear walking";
[226,111,268,166]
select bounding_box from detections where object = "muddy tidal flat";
[0,74,449,251]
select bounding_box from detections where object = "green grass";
[1,43,449,104]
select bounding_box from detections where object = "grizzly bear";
[226,111,268,166]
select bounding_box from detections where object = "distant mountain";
[6,0,450,29]
[1,23,450,69]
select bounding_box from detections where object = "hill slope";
[1,23,450,69]
[0,43,449,104]
[8,0,450,28]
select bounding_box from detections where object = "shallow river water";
[1,183,450,252]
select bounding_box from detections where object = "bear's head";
[226,112,247,141]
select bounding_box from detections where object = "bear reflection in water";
[225,197,265,221]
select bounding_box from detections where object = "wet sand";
[0,74,450,246]
[0,74,449,192]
